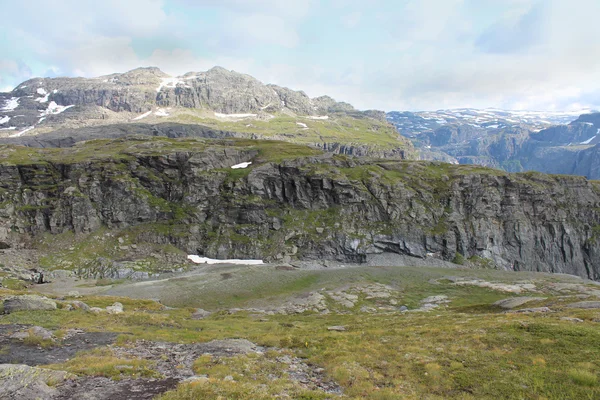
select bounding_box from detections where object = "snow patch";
[580,135,597,145]
[306,115,329,120]
[156,77,185,92]
[296,122,308,128]
[1,97,19,111]
[214,112,257,119]
[35,90,50,103]
[10,126,34,137]
[0,116,9,125]
[187,255,264,265]
[39,102,75,117]
[133,110,152,121]
[155,109,169,117]
[52,89,58,94]
[231,161,252,169]
[20,86,27,89]
[0,127,16,131]
[38,117,46,123]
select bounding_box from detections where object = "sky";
[1,0,599,112]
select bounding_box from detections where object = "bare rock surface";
[493,297,547,309]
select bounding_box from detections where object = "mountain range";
[388,108,600,179]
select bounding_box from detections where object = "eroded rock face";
[0,144,599,280]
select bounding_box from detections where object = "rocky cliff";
[1,137,599,280]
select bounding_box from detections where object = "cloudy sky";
[1,0,599,111]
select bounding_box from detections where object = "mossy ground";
[2,267,600,399]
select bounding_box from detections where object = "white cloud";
[1,0,600,112]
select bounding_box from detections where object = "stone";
[398,306,408,312]
[506,307,552,314]
[106,302,124,314]
[29,326,54,340]
[223,375,235,382]
[68,291,81,298]
[71,300,91,312]
[0,364,72,400]
[89,307,104,314]
[493,297,547,310]
[561,317,584,322]
[191,308,212,320]
[316,227,324,234]
[3,295,57,313]
[566,301,600,309]
[327,326,346,332]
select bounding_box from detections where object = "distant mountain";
[0,67,412,159]
[387,108,600,178]
[387,108,593,136]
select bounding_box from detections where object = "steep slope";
[1,137,599,280]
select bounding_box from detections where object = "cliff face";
[1,138,599,280]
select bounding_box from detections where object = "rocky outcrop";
[3,295,57,313]
[0,138,599,280]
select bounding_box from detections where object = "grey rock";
[507,307,552,313]
[3,295,57,313]
[71,300,91,312]
[191,308,212,320]
[561,317,584,322]
[398,305,409,312]
[106,302,123,314]
[327,326,346,332]
[566,301,600,309]
[493,297,547,310]
[0,364,72,400]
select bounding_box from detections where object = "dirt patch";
[0,324,118,365]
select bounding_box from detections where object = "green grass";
[44,348,160,380]
[1,265,600,399]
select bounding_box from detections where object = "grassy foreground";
[2,265,600,399]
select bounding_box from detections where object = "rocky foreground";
[1,264,600,399]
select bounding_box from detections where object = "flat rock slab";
[506,307,552,314]
[0,324,118,365]
[493,297,547,309]
[54,377,180,400]
[3,295,57,313]
[113,339,263,379]
[0,363,73,400]
[566,301,600,309]
[327,326,347,332]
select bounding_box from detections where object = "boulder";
[191,308,212,320]
[0,364,72,400]
[3,295,57,313]
[327,326,347,332]
[493,297,547,310]
[71,300,91,312]
[106,302,123,314]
